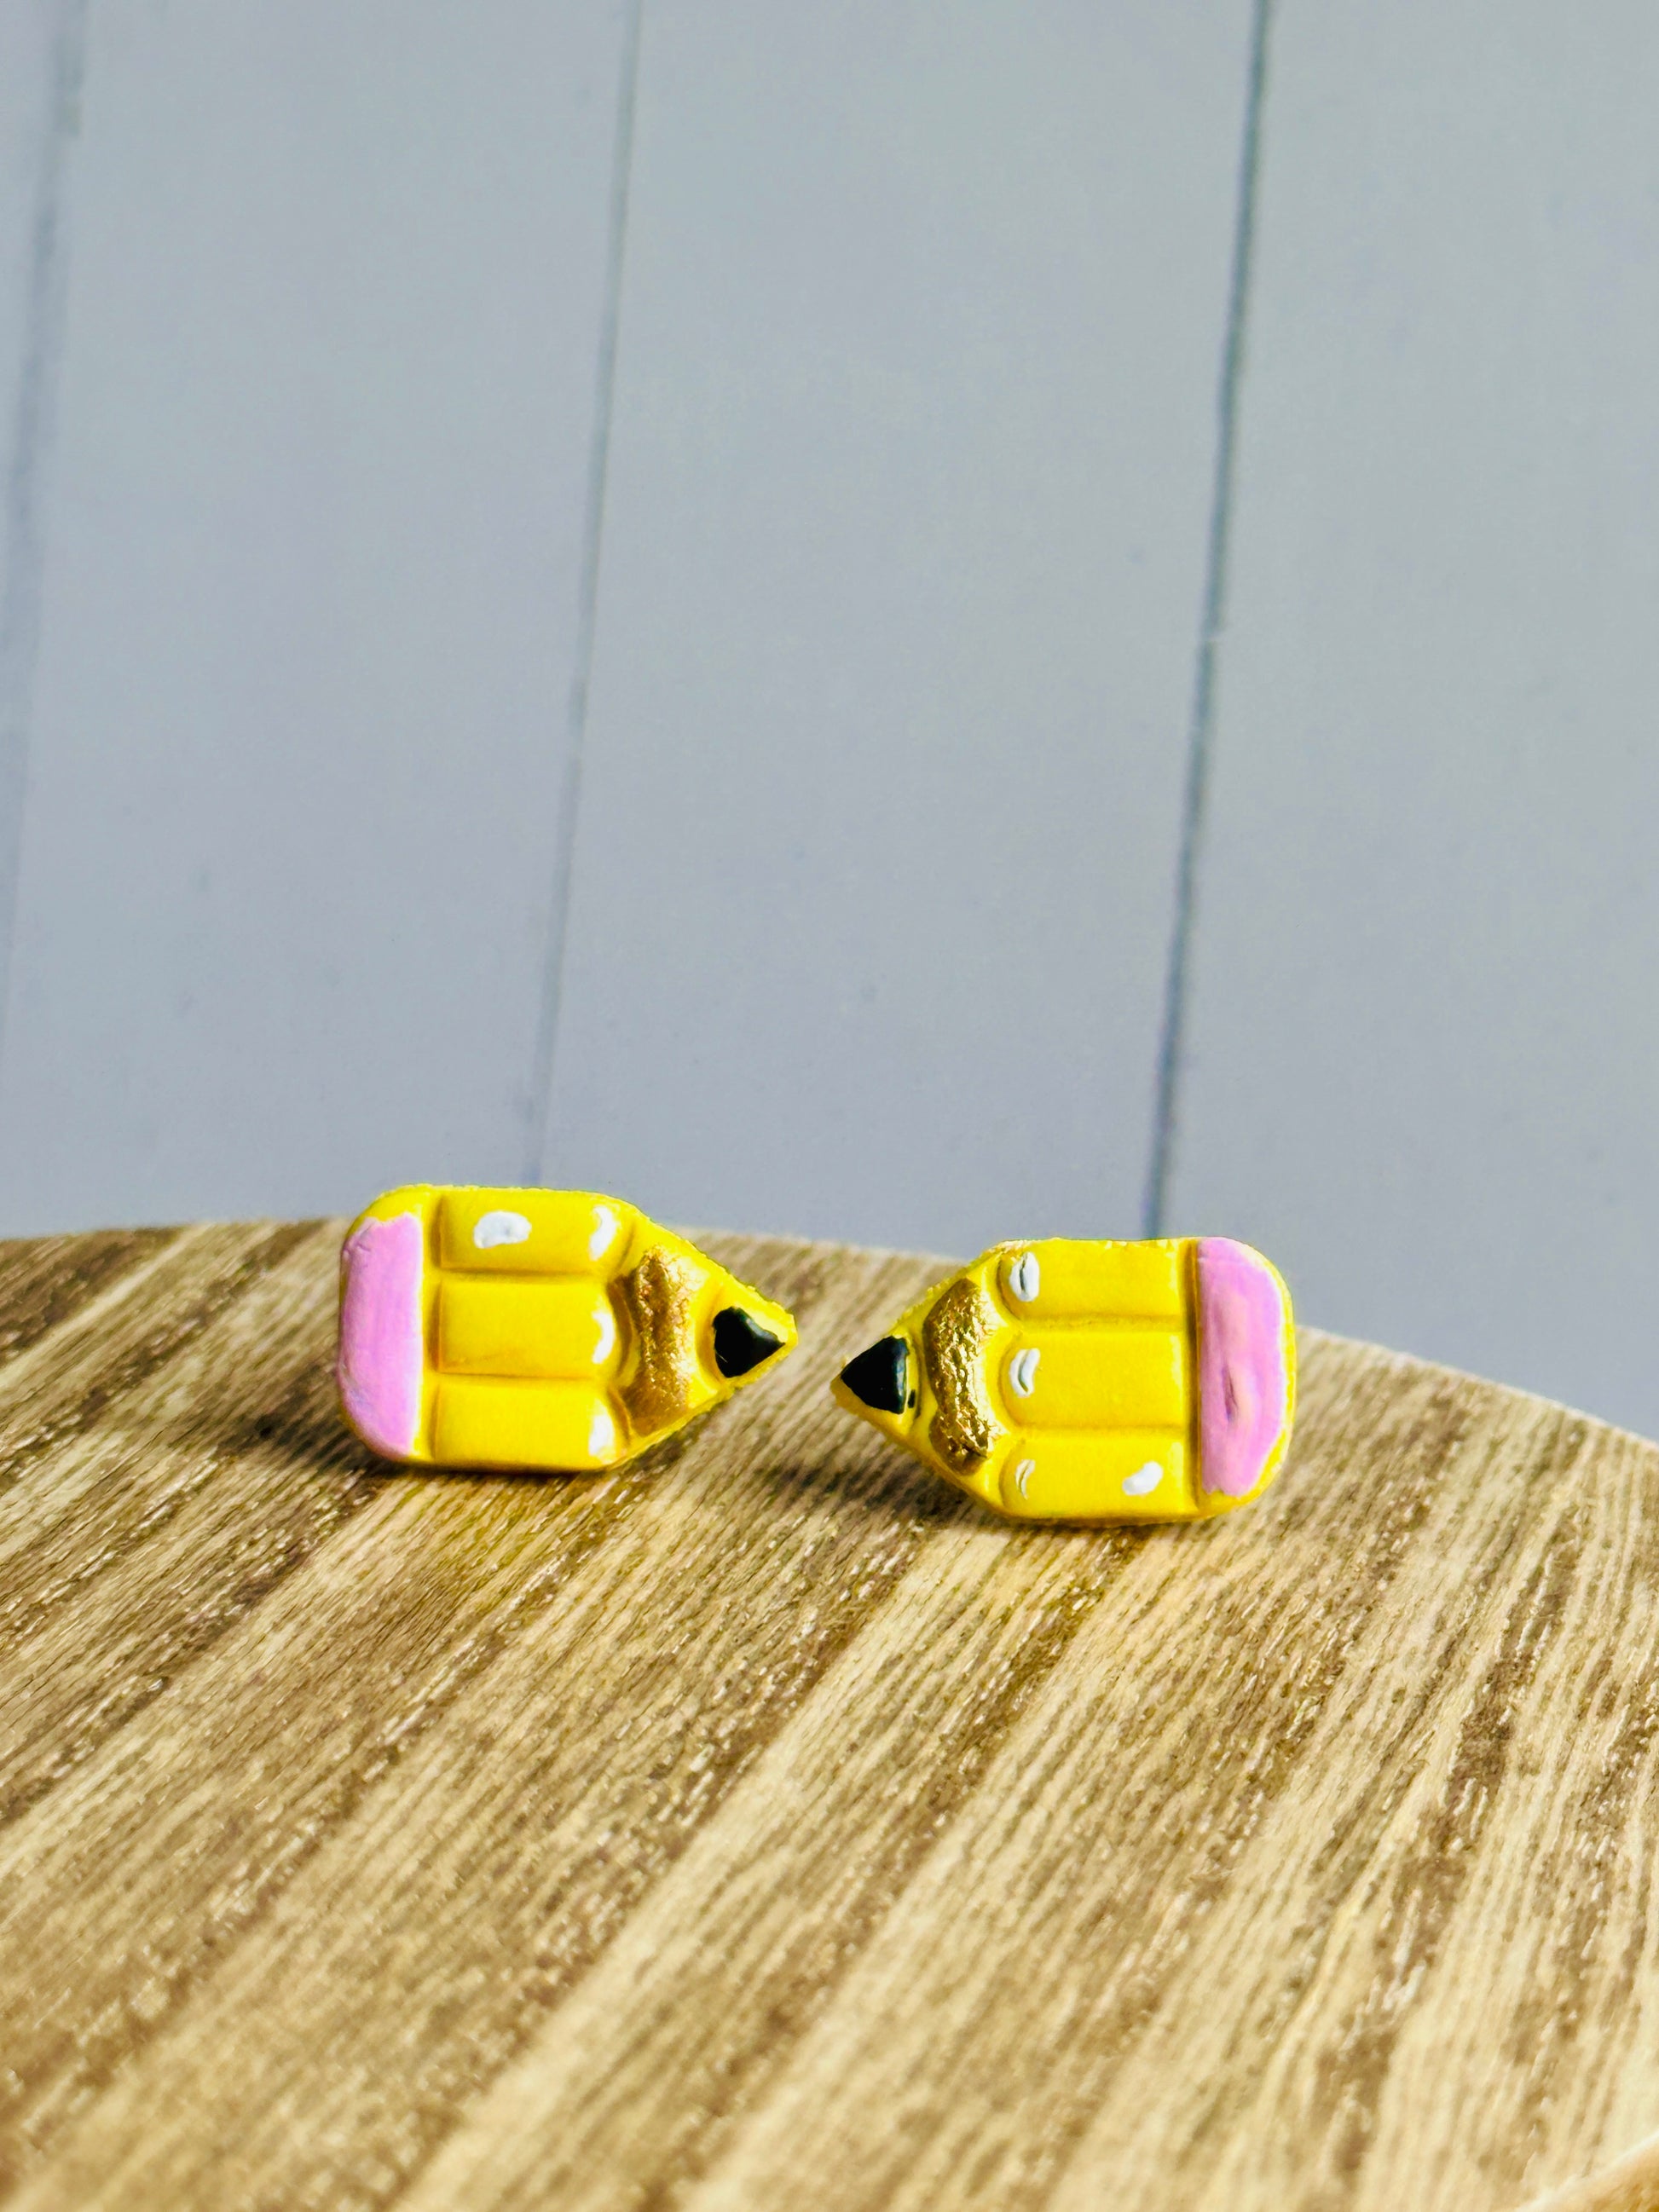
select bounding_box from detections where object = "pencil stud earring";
[338,1186,796,1470]
[832,1238,1294,1524]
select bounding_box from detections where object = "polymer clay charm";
[833,1239,1293,1523]
[338,1186,796,1470]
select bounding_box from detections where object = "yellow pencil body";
[337,1186,795,1470]
[832,1238,1294,1523]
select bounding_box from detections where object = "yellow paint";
[432,1377,622,1470]
[435,1278,618,1381]
[340,1186,796,1471]
[1000,1239,1184,1320]
[997,1430,1188,1520]
[436,1188,626,1273]
[1001,1326,1188,1431]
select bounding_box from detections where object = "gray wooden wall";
[2,0,1656,1437]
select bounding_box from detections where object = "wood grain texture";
[1,1223,1657,2209]
[1522,2130,1659,2212]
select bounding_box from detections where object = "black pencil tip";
[838,1335,909,1415]
[713,1306,784,1379]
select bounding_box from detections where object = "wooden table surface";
[2,1220,1658,2212]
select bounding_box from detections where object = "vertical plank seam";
[1142,0,1273,1237]
[523,0,645,1183]
[0,0,89,1087]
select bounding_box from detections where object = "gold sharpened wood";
[0,1225,1656,2210]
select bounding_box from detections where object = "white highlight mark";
[592,1301,616,1364]
[474,1210,532,1250]
[588,1401,618,1460]
[1013,1458,1035,1500]
[1123,1461,1163,1498]
[1009,1347,1040,1399]
[588,1204,619,1261]
[1009,1250,1040,1304]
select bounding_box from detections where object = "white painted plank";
[0,0,630,1232]
[1171,1,1659,1432]
[542,0,1256,1253]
